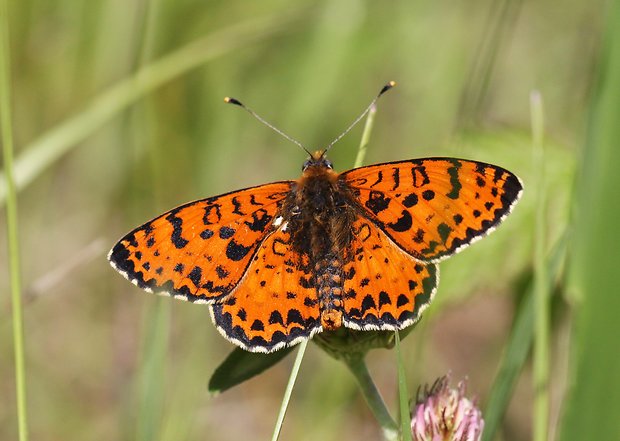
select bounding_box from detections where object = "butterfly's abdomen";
[315,254,344,329]
[285,166,358,330]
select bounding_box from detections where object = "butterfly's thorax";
[283,163,357,330]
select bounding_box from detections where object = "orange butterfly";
[108,83,522,353]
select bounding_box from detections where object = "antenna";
[323,80,396,155]
[224,97,312,156]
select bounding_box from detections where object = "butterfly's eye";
[302,159,312,171]
[324,159,333,169]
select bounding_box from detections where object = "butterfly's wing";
[340,158,523,263]
[341,218,438,330]
[108,182,292,302]
[210,225,322,353]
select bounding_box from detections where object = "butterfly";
[108,84,523,353]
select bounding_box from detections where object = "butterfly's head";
[302,150,333,172]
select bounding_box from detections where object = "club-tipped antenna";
[224,96,312,156]
[323,80,396,155]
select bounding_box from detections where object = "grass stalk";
[0,1,29,439]
[128,3,172,440]
[0,7,311,207]
[395,331,412,441]
[456,0,523,128]
[345,84,399,441]
[270,340,308,441]
[530,91,549,441]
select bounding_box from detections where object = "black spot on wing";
[166,210,189,249]
[361,295,377,312]
[226,240,252,261]
[411,165,430,188]
[188,266,202,287]
[391,167,400,190]
[437,223,452,244]
[200,229,214,239]
[215,265,229,279]
[219,226,235,239]
[396,294,409,307]
[388,210,413,232]
[422,190,435,201]
[269,310,284,325]
[250,320,264,331]
[231,197,244,215]
[446,159,462,199]
[287,309,305,325]
[370,170,384,188]
[403,193,418,207]
[203,204,222,225]
[378,291,391,307]
[237,308,247,321]
[245,209,272,232]
[365,191,390,215]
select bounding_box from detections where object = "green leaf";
[208,347,294,394]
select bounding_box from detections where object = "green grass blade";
[456,0,524,127]
[559,0,620,439]
[270,340,308,441]
[353,102,378,168]
[130,4,171,441]
[0,7,310,207]
[135,300,170,441]
[395,332,412,441]
[482,281,534,441]
[531,91,550,441]
[482,236,566,441]
[0,0,29,439]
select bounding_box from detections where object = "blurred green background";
[1,0,618,440]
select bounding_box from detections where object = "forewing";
[341,218,438,330]
[341,158,523,262]
[210,226,321,353]
[108,182,292,302]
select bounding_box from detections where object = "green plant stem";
[0,7,311,207]
[271,340,308,441]
[531,91,549,441]
[0,0,29,439]
[395,332,412,441]
[345,356,399,441]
